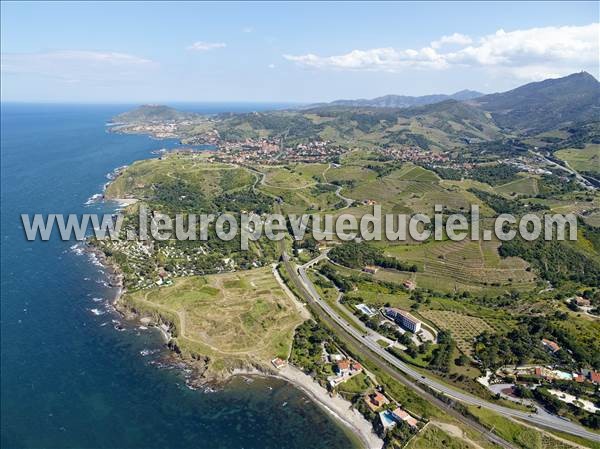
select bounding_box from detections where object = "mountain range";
[305,89,483,109]
[115,72,600,150]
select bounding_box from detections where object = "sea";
[0,103,359,449]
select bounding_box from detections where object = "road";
[278,250,516,449]
[532,150,596,191]
[289,251,600,444]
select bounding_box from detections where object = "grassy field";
[466,406,598,449]
[495,175,539,197]
[406,425,480,449]
[105,154,249,200]
[555,144,600,175]
[121,267,305,375]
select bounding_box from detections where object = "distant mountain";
[113,104,199,123]
[306,90,484,109]
[472,72,600,134]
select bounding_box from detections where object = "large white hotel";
[383,307,422,333]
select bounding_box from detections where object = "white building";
[383,307,421,333]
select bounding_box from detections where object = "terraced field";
[384,239,536,293]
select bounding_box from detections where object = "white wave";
[84,193,103,206]
[70,243,85,256]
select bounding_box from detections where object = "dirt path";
[431,421,486,449]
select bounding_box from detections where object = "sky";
[1,1,598,103]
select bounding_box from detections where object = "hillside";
[111,72,600,153]
[113,104,200,124]
[473,72,600,134]
[307,89,483,109]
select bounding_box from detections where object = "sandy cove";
[274,365,384,449]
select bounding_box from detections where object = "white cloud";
[431,33,472,49]
[242,26,254,33]
[1,50,156,82]
[187,41,227,51]
[284,23,599,80]
[268,63,276,69]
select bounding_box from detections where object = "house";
[364,391,389,411]
[391,407,410,421]
[405,417,419,429]
[329,358,364,387]
[335,359,362,375]
[390,407,419,429]
[271,358,287,369]
[589,371,600,385]
[335,359,351,375]
[574,296,591,307]
[541,338,561,353]
[363,265,379,274]
[402,279,416,291]
[383,307,422,333]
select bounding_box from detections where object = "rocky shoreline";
[86,162,381,448]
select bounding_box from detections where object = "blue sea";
[0,103,357,449]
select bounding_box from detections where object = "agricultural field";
[419,310,501,356]
[256,164,344,213]
[120,267,305,375]
[495,175,539,197]
[555,144,600,175]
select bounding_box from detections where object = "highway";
[289,252,600,444]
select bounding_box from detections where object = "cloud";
[187,41,227,51]
[431,33,472,49]
[268,63,276,69]
[1,50,156,82]
[284,23,599,80]
[242,26,254,33]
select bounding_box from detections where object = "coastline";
[89,243,383,449]
[227,366,383,449]
[274,365,384,449]
[90,162,383,449]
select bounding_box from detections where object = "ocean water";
[0,103,358,449]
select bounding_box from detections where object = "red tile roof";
[337,359,351,371]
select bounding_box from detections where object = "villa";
[541,338,561,353]
[364,391,389,411]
